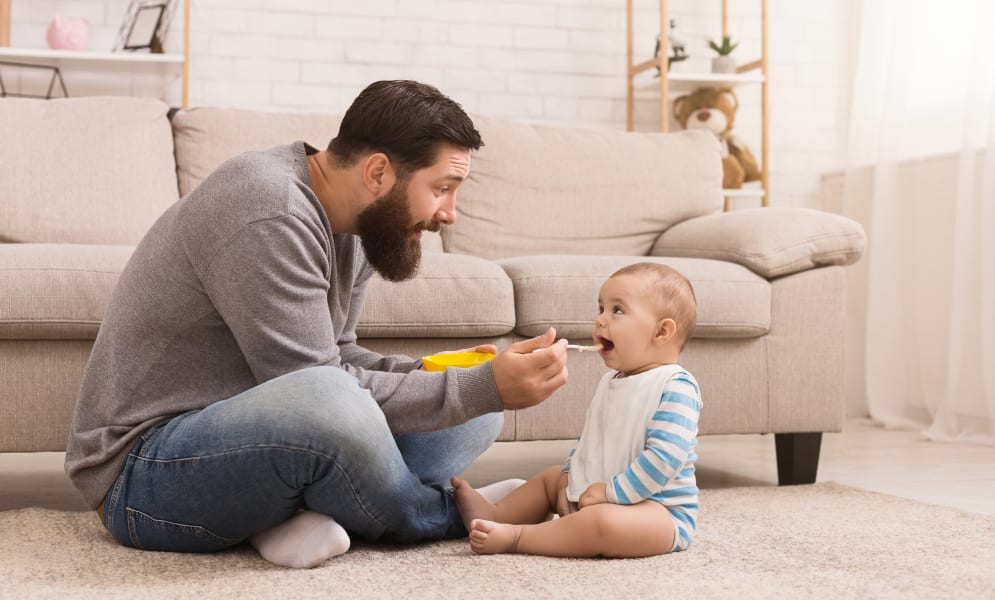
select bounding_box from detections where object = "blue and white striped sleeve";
[607,373,701,505]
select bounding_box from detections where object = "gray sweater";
[65,142,502,508]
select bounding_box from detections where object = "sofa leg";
[774,432,822,485]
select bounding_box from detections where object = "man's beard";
[356,179,440,282]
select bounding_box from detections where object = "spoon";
[566,343,603,352]
[534,341,603,353]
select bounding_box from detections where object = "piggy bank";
[46,15,90,51]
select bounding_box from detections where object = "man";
[65,80,568,568]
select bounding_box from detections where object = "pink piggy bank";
[46,15,90,51]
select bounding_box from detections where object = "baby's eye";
[597,304,605,314]
[613,306,624,315]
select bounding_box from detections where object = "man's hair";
[328,80,483,178]
[611,262,697,349]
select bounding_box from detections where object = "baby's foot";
[451,476,498,532]
[469,519,522,554]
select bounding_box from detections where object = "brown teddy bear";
[672,87,760,189]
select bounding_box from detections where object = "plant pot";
[711,56,737,74]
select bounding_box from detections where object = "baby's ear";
[656,318,677,342]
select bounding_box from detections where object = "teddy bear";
[672,87,760,189]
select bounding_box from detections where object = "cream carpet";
[2,482,993,599]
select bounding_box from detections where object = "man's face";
[357,143,470,282]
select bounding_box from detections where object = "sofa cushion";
[651,207,867,278]
[357,252,515,338]
[498,255,770,340]
[0,97,179,245]
[0,243,133,340]
[442,116,723,260]
[171,106,343,198]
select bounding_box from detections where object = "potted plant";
[708,35,738,73]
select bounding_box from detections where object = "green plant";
[708,35,738,56]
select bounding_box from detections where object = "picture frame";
[122,2,166,51]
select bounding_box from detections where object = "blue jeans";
[100,366,502,552]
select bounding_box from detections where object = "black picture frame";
[123,3,166,51]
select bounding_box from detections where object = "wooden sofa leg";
[774,432,822,485]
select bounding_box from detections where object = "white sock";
[249,510,350,569]
[476,478,527,503]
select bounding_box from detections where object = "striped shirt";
[564,364,701,549]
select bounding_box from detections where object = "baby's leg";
[470,500,674,558]
[452,465,562,531]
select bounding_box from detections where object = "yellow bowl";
[421,351,495,372]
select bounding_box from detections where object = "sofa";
[0,96,866,484]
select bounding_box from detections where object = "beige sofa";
[0,96,865,484]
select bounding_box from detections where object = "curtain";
[843,0,995,444]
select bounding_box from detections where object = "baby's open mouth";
[598,337,615,351]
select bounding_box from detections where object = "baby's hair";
[610,262,697,349]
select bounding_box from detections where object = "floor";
[2,418,994,516]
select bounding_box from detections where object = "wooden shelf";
[722,187,765,198]
[625,0,769,208]
[0,0,189,106]
[0,47,182,75]
[635,71,764,94]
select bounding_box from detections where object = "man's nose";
[436,195,457,224]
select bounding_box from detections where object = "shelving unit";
[626,0,769,208]
[0,0,190,107]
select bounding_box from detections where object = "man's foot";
[451,476,499,532]
[249,510,350,569]
[469,519,523,554]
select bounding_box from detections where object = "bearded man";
[65,80,568,568]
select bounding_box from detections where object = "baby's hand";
[578,482,608,508]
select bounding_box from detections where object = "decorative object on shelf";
[0,62,69,98]
[653,18,688,76]
[672,87,760,189]
[114,0,177,54]
[708,35,739,73]
[46,15,89,51]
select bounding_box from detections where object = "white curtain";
[844,0,995,444]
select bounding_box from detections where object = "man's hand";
[491,327,568,410]
[454,343,498,355]
[556,470,578,516]
[578,482,609,508]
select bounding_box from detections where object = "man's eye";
[438,186,450,195]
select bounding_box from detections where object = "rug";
[1,482,993,599]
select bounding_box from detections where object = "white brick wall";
[6,0,850,210]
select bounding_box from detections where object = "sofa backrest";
[171,106,458,252]
[0,97,179,245]
[444,116,724,260]
[171,106,342,198]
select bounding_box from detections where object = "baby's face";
[591,274,664,375]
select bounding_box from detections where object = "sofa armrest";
[650,207,866,279]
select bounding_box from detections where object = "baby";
[452,262,701,557]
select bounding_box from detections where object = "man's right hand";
[491,327,568,410]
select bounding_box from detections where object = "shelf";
[0,47,183,76]
[722,187,765,198]
[635,71,764,94]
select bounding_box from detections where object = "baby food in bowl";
[421,351,495,372]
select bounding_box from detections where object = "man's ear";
[655,318,677,344]
[362,153,393,194]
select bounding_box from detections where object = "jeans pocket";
[126,507,239,552]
